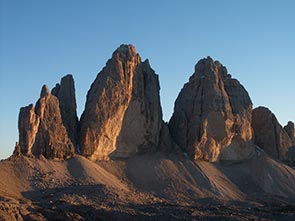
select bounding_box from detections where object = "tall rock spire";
[52,74,79,146]
[79,44,163,161]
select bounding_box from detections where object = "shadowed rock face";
[17,85,75,159]
[169,57,255,162]
[284,121,295,142]
[52,75,79,146]
[79,44,163,161]
[252,107,293,161]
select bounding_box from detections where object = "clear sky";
[0,0,294,159]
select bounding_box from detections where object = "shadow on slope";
[17,185,295,221]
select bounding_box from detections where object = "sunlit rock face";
[79,44,163,161]
[169,57,255,162]
[17,84,75,160]
[18,104,40,156]
[252,106,293,161]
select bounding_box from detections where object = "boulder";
[169,56,255,162]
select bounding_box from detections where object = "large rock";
[252,106,293,161]
[169,56,255,162]
[17,85,75,159]
[52,74,79,146]
[79,44,163,161]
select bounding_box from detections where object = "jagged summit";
[189,56,230,81]
[40,85,50,97]
[112,44,137,59]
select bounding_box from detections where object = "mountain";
[1,45,295,220]
[169,57,255,162]
[79,45,163,160]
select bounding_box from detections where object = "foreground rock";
[79,44,163,160]
[52,74,79,146]
[17,84,75,159]
[252,106,293,162]
[169,56,255,162]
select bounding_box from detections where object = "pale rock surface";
[169,57,255,162]
[252,106,293,161]
[18,104,40,155]
[79,44,162,160]
[52,74,79,146]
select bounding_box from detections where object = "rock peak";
[61,74,74,83]
[40,85,50,97]
[284,121,295,141]
[112,44,138,61]
[191,56,229,81]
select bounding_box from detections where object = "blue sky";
[0,0,294,159]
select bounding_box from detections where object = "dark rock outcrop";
[169,57,255,162]
[284,121,295,142]
[52,75,79,146]
[79,44,163,161]
[17,84,75,159]
[252,106,293,161]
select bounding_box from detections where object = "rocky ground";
[1,186,295,220]
[1,154,295,220]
